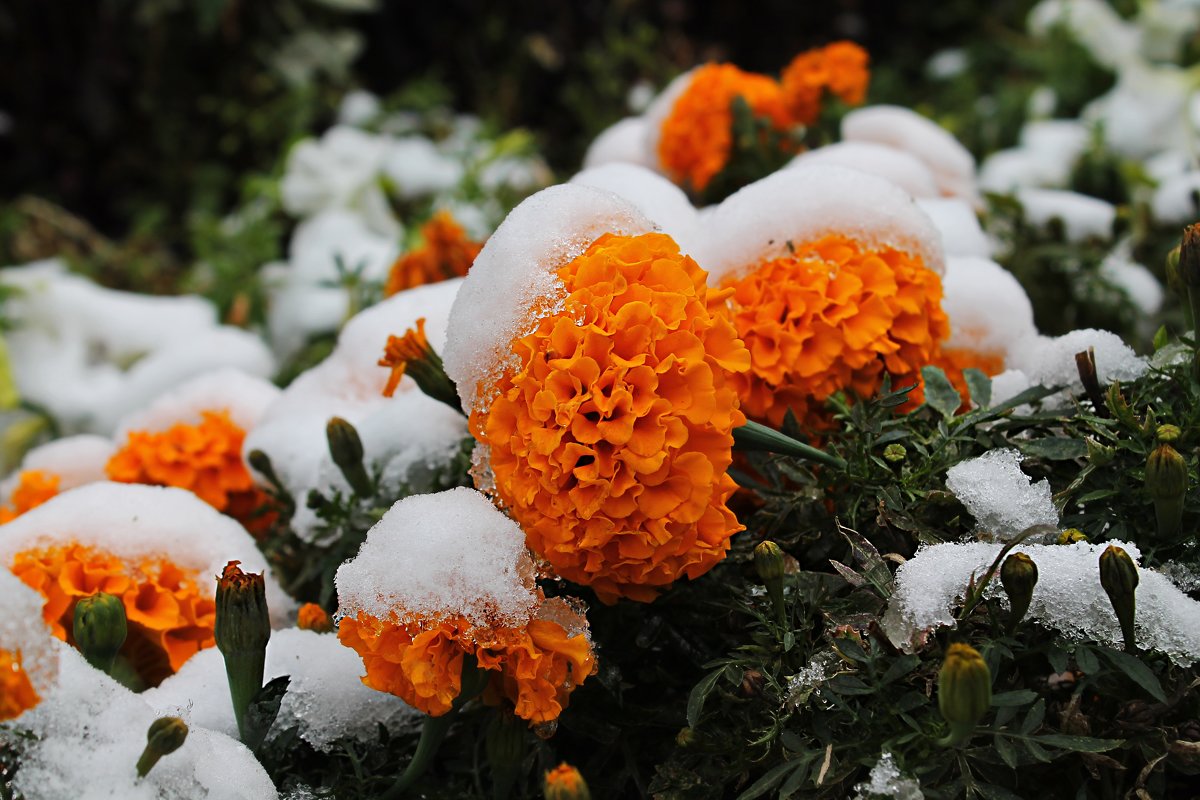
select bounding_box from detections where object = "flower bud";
[1166,244,1182,296]
[1146,441,1188,540]
[883,443,907,463]
[246,449,278,486]
[1000,553,1038,630]
[1157,424,1182,444]
[136,716,188,777]
[754,540,787,625]
[215,561,270,745]
[1099,545,1139,652]
[544,763,591,800]
[1180,224,1200,287]
[326,417,372,497]
[1056,528,1088,545]
[297,603,333,633]
[73,592,128,674]
[937,643,991,747]
[378,318,463,413]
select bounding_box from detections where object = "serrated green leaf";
[686,668,724,728]
[963,367,992,408]
[1102,650,1168,703]
[921,365,961,418]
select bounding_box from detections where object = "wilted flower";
[385,210,483,296]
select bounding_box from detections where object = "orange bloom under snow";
[0,469,60,524]
[0,647,40,721]
[719,233,951,428]
[106,410,274,532]
[11,543,215,687]
[385,211,483,296]
[472,232,751,603]
[379,317,432,398]
[781,41,870,126]
[658,63,792,193]
[338,609,594,724]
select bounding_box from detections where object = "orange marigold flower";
[658,64,791,192]
[11,543,215,686]
[338,605,594,724]
[719,233,950,428]
[781,41,870,126]
[379,317,431,398]
[105,410,274,532]
[544,762,591,800]
[0,647,40,721]
[0,469,60,524]
[472,232,751,603]
[385,211,483,297]
[297,602,334,633]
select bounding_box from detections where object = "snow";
[700,165,947,284]
[1098,246,1164,316]
[1016,188,1115,242]
[113,369,281,439]
[569,163,703,257]
[788,142,940,199]
[382,136,465,199]
[335,487,538,630]
[916,198,992,258]
[946,449,1059,539]
[1151,170,1200,224]
[1012,328,1148,393]
[2,435,114,497]
[0,569,59,700]
[853,752,924,800]
[941,257,1038,364]
[442,183,654,414]
[978,120,1090,193]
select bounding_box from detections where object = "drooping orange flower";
[0,647,40,721]
[385,211,483,297]
[338,605,594,724]
[471,232,751,603]
[380,317,431,398]
[11,543,216,686]
[658,64,792,193]
[106,410,274,532]
[0,470,60,524]
[781,41,870,126]
[719,233,950,428]
[297,602,334,633]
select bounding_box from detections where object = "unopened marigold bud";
[1000,553,1038,631]
[1166,244,1182,295]
[1057,528,1088,545]
[1146,441,1188,540]
[544,762,591,800]
[883,443,907,463]
[326,417,372,497]
[754,540,787,625]
[215,561,270,746]
[136,716,188,777]
[1180,225,1200,287]
[246,449,277,484]
[73,592,127,674]
[937,643,991,747]
[1157,424,1182,444]
[1099,545,1139,652]
[297,603,333,633]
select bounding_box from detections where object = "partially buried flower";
[0,570,57,721]
[336,488,595,725]
[384,210,484,296]
[0,434,115,524]
[442,185,751,603]
[0,469,59,524]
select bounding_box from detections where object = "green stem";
[1188,285,1200,382]
[937,720,977,748]
[732,420,846,470]
[222,650,266,748]
[1154,495,1185,541]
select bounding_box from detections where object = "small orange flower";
[472,232,750,603]
[781,41,870,126]
[544,762,591,799]
[338,606,594,724]
[658,63,792,192]
[11,543,216,686]
[106,410,274,532]
[379,318,432,398]
[297,603,334,633]
[719,233,950,428]
[0,470,60,524]
[0,647,40,721]
[385,211,483,297]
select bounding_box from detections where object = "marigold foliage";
[718,233,952,428]
[11,543,215,686]
[0,469,60,524]
[339,611,594,724]
[0,647,40,721]
[385,210,483,297]
[473,232,751,603]
[781,41,870,126]
[658,64,791,193]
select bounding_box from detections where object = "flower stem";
[223,650,266,747]
[732,420,846,470]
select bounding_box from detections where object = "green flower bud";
[1180,225,1200,287]
[1166,244,1182,296]
[136,716,188,778]
[938,643,991,747]
[1099,545,1139,652]
[883,443,907,463]
[246,449,278,486]
[215,561,270,746]
[1057,528,1088,545]
[754,541,787,625]
[1000,553,1038,630]
[1146,442,1188,540]
[326,416,372,497]
[1157,424,1182,444]
[73,592,128,674]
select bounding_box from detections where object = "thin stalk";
[733,420,846,470]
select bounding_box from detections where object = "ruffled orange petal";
[385,211,484,296]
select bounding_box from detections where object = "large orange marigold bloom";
[0,470,60,524]
[0,647,40,721]
[720,233,950,428]
[106,410,273,530]
[781,41,870,126]
[472,232,750,603]
[385,211,483,297]
[338,605,594,724]
[11,543,216,686]
[658,64,791,193]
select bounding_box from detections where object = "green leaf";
[826,675,874,696]
[244,675,291,755]
[920,365,961,419]
[735,760,797,800]
[1153,324,1169,351]
[1102,650,1168,703]
[994,734,1020,769]
[977,782,1027,800]
[963,368,992,408]
[880,654,921,686]
[991,690,1038,707]
[1035,734,1124,752]
[1018,437,1087,460]
[837,522,894,599]
[686,668,724,728]
[1075,646,1099,675]
[0,336,19,411]
[834,637,870,664]
[1020,698,1046,735]
[779,757,815,797]
[1023,738,1053,763]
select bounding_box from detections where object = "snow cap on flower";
[789,141,940,199]
[916,198,992,259]
[1015,188,1115,242]
[940,256,1038,373]
[112,369,280,440]
[569,163,703,257]
[1,435,115,522]
[583,117,655,171]
[978,120,1090,193]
